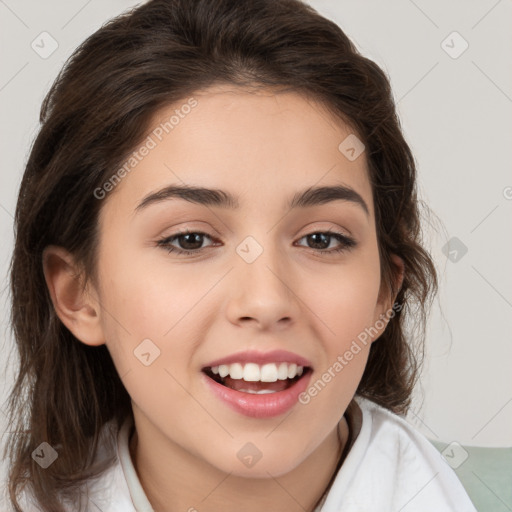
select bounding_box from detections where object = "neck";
[129,415,350,512]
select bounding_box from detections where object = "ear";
[42,245,105,346]
[387,253,404,303]
[371,253,405,342]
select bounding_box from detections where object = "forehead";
[100,85,374,220]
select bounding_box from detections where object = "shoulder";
[320,396,478,512]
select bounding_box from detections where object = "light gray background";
[1,3,511,496]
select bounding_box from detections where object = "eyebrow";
[134,183,369,216]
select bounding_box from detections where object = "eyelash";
[156,229,357,257]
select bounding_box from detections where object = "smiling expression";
[87,84,393,477]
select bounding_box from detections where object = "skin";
[43,85,403,512]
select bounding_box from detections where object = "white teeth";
[209,362,305,381]
[277,362,289,380]
[287,363,297,379]
[218,365,229,378]
[243,363,260,381]
[229,362,244,379]
[260,363,278,382]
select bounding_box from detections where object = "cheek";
[97,265,204,424]
[307,258,382,340]
[98,239,202,338]
[312,278,376,378]
[299,277,377,421]
[300,251,381,401]
[95,249,199,388]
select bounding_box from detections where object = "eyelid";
[156,226,357,257]
[156,229,218,254]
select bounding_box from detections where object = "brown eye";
[157,230,216,255]
[296,231,356,254]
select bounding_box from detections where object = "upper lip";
[202,350,313,370]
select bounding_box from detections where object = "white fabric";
[320,397,477,512]
[18,396,477,511]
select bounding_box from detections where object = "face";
[87,85,393,477]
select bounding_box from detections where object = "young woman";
[4,0,477,510]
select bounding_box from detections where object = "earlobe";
[42,245,105,346]
[390,253,405,299]
[372,253,405,343]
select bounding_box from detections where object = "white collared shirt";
[19,396,477,511]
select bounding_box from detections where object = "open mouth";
[202,363,312,394]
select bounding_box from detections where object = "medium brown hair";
[4,0,437,510]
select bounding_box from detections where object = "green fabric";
[429,440,512,512]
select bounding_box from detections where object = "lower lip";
[201,370,312,418]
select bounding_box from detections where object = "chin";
[206,450,302,479]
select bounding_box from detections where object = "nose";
[225,237,301,330]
